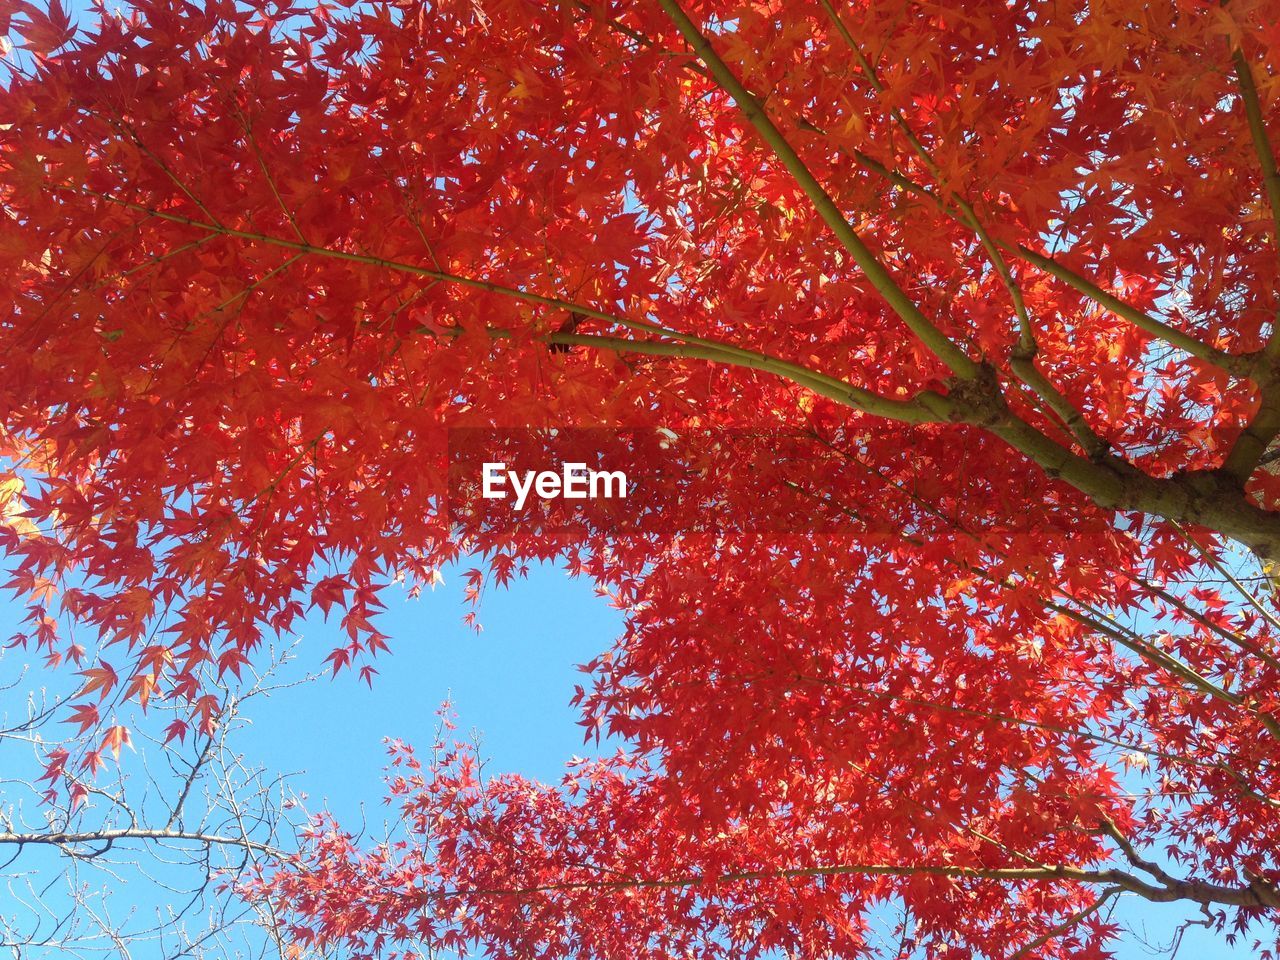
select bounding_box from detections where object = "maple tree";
[5,0,1280,955]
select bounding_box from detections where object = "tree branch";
[81,189,947,425]
[0,827,284,859]
[1233,46,1280,269]
[779,459,1280,756]
[816,0,1108,457]
[411,860,1278,911]
[1136,575,1280,673]
[1009,245,1252,377]
[1222,46,1280,482]
[811,119,1252,378]
[654,0,981,379]
[1009,888,1119,959]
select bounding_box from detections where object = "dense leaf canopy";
[4,0,1280,956]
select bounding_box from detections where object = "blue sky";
[237,561,623,818]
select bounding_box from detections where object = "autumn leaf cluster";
[4,0,1280,956]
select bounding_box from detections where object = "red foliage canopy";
[4,0,1280,955]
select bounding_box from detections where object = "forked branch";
[654,0,981,380]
